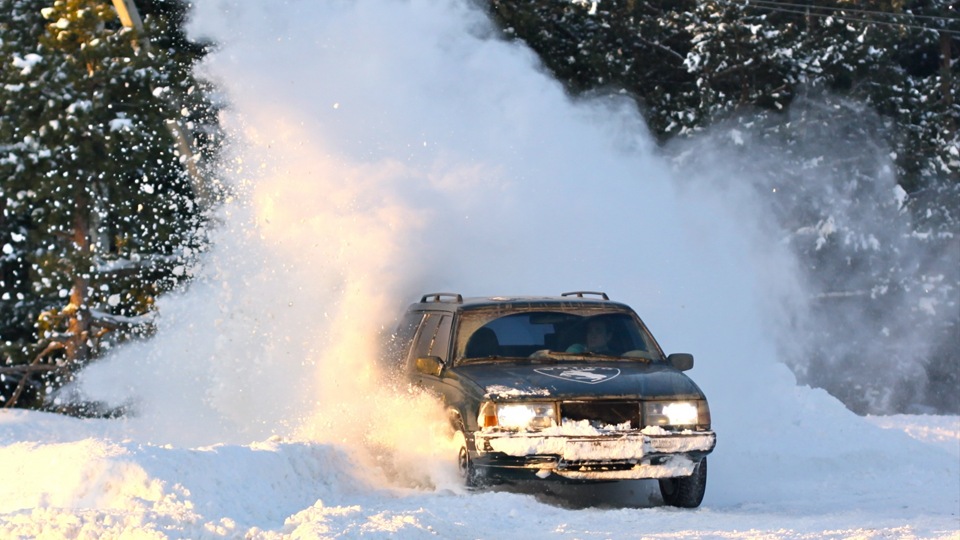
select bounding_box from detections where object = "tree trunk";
[65,198,91,367]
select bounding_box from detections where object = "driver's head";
[585,319,612,349]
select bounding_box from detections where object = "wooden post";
[111,0,150,53]
[111,0,144,31]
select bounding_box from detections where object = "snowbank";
[1,409,957,538]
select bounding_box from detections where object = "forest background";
[1,0,957,415]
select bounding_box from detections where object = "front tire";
[452,428,482,488]
[659,457,707,508]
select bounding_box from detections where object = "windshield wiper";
[461,355,509,363]
[528,350,651,362]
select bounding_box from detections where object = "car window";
[409,313,453,366]
[410,313,441,366]
[455,309,657,363]
[432,315,452,362]
[486,313,561,345]
[385,311,424,367]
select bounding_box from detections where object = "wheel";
[452,427,482,488]
[659,457,707,508]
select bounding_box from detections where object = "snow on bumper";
[474,430,716,480]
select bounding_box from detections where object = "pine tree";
[0,0,217,408]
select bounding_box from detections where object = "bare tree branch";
[3,341,65,408]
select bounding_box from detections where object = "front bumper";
[473,430,716,481]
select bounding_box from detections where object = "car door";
[409,312,478,415]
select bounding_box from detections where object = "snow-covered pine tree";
[488,0,704,140]
[0,0,217,408]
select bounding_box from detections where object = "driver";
[566,318,614,354]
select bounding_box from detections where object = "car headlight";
[479,401,557,431]
[643,400,710,427]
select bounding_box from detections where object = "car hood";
[452,361,704,400]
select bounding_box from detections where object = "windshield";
[455,309,663,364]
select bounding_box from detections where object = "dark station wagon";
[389,292,717,507]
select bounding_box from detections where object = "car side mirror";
[415,356,444,376]
[667,353,694,371]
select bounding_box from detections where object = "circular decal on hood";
[533,366,621,384]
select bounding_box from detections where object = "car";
[388,291,717,508]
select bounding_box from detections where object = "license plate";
[563,437,646,461]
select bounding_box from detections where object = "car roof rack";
[561,291,610,300]
[420,292,464,304]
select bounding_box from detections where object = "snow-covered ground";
[2,0,957,538]
[0,409,957,538]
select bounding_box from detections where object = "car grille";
[560,401,640,429]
